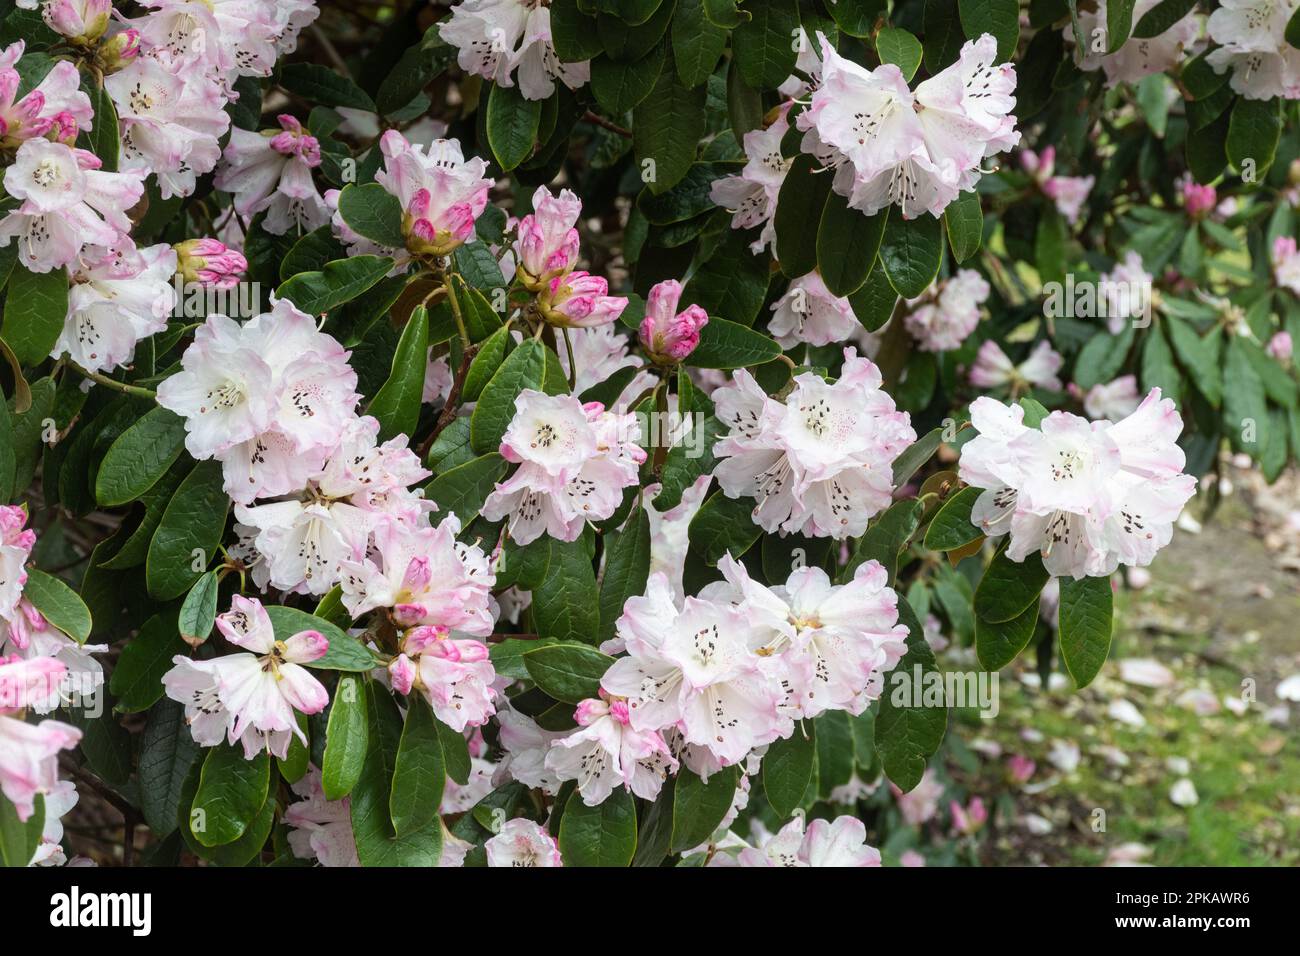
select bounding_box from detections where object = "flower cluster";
[482,390,647,545]
[375,128,492,256]
[712,349,917,539]
[440,0,590,101]
[0,507,97,842]
[799,34,1018,220]
[1206,0,1300,100]
[1068,0,1198,87]
[957,390,1198,578]
[904,269,990,353]
[162,595,329,759]
[528,552,907,808]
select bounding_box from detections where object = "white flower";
[485,818,562,867]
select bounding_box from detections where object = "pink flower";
[1182,178,1217,217]
[389,626,497,732]
[540,270,628,328]
[162,595,330,759]
[1006,754,1037,783]
[0,139,144,272]
[54,239,176,374]
[338,516,495,635]
[514,185,581,284]
[712,349,916,539]
[440,0,589,101]
[0,706,81,823]
[720,815,881,867]
[485,819,563,867]
[482,391,645,544]
[968,339,1063,392]
[639,279,709,363]
[0,506,37,622]
[905,268,989,352]
[951,796,988,834]
[284,767,358,867]
[0,43,93,149]
[174,237,247,290]
[215,116,329,236]
[1267,330,1294,363]
[1083,375,1142,422]
[1273,236,1300,294]
[768,272,855,349]
[710,107,791,254]
[544,694,678,806]
[376,130,490,257]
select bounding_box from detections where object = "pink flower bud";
[541,271,628,328]
[99,29,140,72]
[269,114,321,166]
[389,654,417,695]
[43,0,111,44]
[573,697,609,726]
[174,238,248,290]
[638,279,709,364]
[515,186,582,285]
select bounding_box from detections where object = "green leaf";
[95,406,187,506]
[1166,317,1221,406]
[874,599,947,791]
[975,598,1039,670]
[672,0,727,86]
[81,83,120,171]
[1224,334,1269,454]
[487,82,542,170]
[264,605,383,672]
[552,0,606,61]
[892,424,944,487]
[280,62,376,110]
[635,52,708,195]
[110,609,186,713]
[816,710,855,797]
[687,317,781,368]
[350,683,444,865]
[3,264,68,367]
[278,255,395,317]
[191,744,270,847]
[146,460,228,601]
[1134,0,1197,38]
[598,508,652,642]
[732,0,799,89]
[841,497,923,584]
[424,452,508,526]
[437,716,472,785]
[703,0,751,27]
[1058,574,1114,688]
[944,190,984,263]
[1103,0,1138,52]
[817,195,886,297]
[139,698,201,837]
[322,675,368,800]
[366,306,429,442]
[337,183,406,249]
[1288,5,1300,47]
[923,485,984,552]
[279,714,311,785]
[532,540,601,644]
[762,723,816,817]
[688,490,763,564]
[879,214,944,299]
[1227,96,1281,177]
[684,228,771,326]
[0,793,43,867]
[775,154,833,278]
[848,264,900,332]
[590,43,667,115]
[829,0,884,36]
[462,325,512,403]
[875,27,923,81]
[524,642,614,703]
[559,786,637,866]
[470,339,545,454]
[958,0,1019,59]
[375,28,455,114]
[280,225,346,281]
[178,570,220,645]
[923,0,965,72]
[21,568,92,644]
[670,766,739,851]
[390,695,446,838]
[973,544,1050,623]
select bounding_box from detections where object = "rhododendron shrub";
[0,0,1293,870]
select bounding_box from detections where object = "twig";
[417,343,479,458]
[583,110,632,139]
[68,361,157,400]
